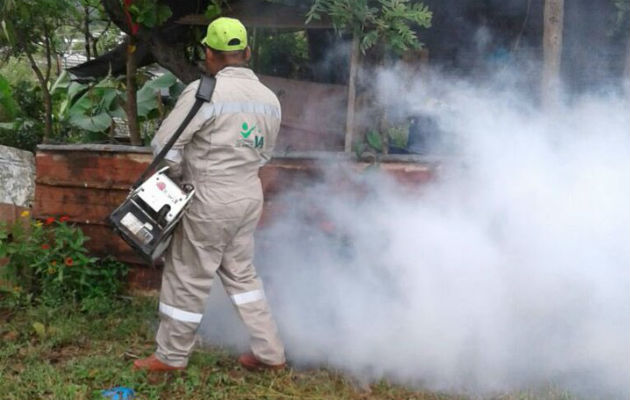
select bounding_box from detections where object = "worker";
[133,17,286,372]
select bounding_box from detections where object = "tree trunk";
[542,0,564,109]
[345,34,360,153]
[251,27,259,71]
[25,51,52,142]
[42,89,53,143]
[84,5,92,60]
[126,35,141,145]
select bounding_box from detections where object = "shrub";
[256,31,310,79]
[0,80,45,152]
[0,211,128,307]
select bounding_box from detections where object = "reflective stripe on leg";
[230,289,265,306]
[159,302,203,323]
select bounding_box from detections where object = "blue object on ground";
[101,386,135,400]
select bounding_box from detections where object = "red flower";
[41,244,50,250]
[45,217,55,225]
[59,216,70,223]
[64,257,73,267]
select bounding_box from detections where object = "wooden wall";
[34,145,435,290]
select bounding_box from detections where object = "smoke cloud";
[199,68,629,398]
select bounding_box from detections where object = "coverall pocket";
[186,195,260,223]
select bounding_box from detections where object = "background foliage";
[307,0,432,54]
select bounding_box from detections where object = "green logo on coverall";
[240,122,264,148]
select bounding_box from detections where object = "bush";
[0,80,45,152]
[0,118,44,152]
[0,211,128,307]
[256,31,310,79]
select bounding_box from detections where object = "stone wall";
[0,145,35,223]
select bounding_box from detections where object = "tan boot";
[238,353,286,371]
[133,354,185,372]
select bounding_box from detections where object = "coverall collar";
[216,66,259,81]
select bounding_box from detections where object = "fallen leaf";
[32,322,46,338]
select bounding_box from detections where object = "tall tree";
[542,0,564,109]
[0,0,76,141]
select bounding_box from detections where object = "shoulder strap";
[131,74,216,190]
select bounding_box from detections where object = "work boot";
[133,354,185,372]
[238,353,286,371]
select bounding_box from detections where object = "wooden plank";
[259,75,347,152]
[0,203,29,224]
[33,148,437,286]
[78,223,146,265]
[37,144,152,153]
[381,164,434,186]
[259,160,321,198]
[127,266,162,291]
[34,185,127,224]
[36,151,150,189]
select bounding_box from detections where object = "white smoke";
[199,69,630,398]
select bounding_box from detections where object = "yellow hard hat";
[201,17,248,51]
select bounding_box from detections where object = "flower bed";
[0,210,127,306]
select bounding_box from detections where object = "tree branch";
[25,51,46,87]
[84,5,92,60]
[68,39,154,81]
[43,24,52,84]
[92,20,112,58]
[100,0,131,34]
[148,34,201,83]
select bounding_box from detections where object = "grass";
[0,297,576,400]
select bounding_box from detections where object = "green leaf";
[366,129,383,152]
[69,112,112,132]
[0,74,18,120]
[353,140,365,159]
[136,72,177,118]
[67,82,88,102]
[156,4,172,24]
[50,70,70,95]
[360,30,379,53]
[204,5,221,19]
[63,78,122,132]
[1,19,15,46]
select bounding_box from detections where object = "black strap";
[131,75,216,190]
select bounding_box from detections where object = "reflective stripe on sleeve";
[202,102,281,120]
[150,137,162,156]
[159,302,203,323]
[230,289,265,306]
[164,149,182,163]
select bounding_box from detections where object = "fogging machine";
[108,75,216,264]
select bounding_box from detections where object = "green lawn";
[0,297,573,400]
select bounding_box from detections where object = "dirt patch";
[0,307,15,324]
[45,344,90,364]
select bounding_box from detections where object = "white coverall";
[150,66,285,367]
